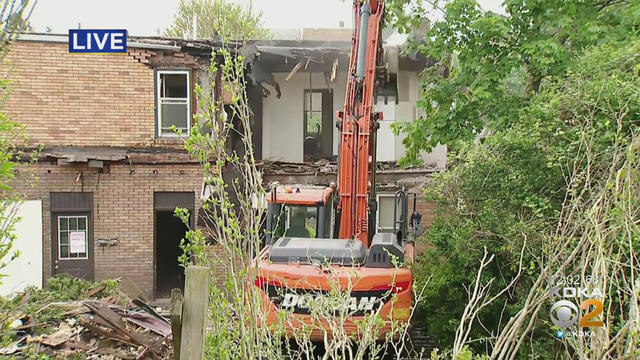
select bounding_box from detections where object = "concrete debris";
[257,159,440,175]
[257,159,439,193]
[257,159,336,175]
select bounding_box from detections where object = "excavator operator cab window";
[266,202,333,244]
[284,206,317,238]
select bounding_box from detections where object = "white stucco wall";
[262,69,447,168]
[262,71,346,162]
[0,200,43,296]
[391,71,448,168]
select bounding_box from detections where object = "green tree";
[0,0,36,277]
[164,0,269,41]
[413,35,640,358]
[380,0,640,357]
[390,0,639,164]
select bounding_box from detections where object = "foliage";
[412,107,566,355]
[164,0,269,41]
[411,17,640,358]
[387,0,639,164]
[0,0,37,280]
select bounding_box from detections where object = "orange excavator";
[252,0,422,340]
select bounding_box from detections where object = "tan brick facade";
[14,163,203,298]
[3,39,209,298]
[5,41,157,147]
[414,198,437,254]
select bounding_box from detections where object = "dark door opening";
[154,211,189,298]
[154,192,194,299]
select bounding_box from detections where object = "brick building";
[3,33,441,299]
[4,34,215,298]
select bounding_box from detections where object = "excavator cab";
[265,185,335,244]
[253,183,418,341]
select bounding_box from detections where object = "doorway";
[50,192,94,280]
[154,192,194,299]
[303,89,333,161]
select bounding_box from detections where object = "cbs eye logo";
[550,299,604,328]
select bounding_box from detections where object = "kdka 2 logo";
[549,275,605,339]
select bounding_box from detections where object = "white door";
[0,200,43,296]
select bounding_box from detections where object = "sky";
[28,0,505,36]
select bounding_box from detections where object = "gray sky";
[29,0,505,36]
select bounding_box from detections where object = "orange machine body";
[250,0,416,341]
[337,0,384,246]
[253,247,413,341]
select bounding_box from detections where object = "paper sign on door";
[69,231,86,254]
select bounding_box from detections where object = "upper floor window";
[157,70,190,137]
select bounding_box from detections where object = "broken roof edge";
[15,33,243,53]
[251,39,351,49]
[17,33,182,51]
[19,145,204,165]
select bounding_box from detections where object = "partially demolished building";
[4,32,442,299]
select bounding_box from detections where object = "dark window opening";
[303,89,333,161]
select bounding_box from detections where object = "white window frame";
[58,215,89,260]
[156,70,191,137]
[376,193,399,232]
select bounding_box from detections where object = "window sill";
[154,137,189,146]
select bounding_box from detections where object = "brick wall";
[14,162,204,298]
[4,41,156,147]
[414,198,437,254]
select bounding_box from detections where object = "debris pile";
[0,275,173,359]
[256,159,441,176]
[257,159,337,175]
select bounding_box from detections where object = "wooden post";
[180,266,209,360]
[170,288,184,360]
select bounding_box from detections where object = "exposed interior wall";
[262,71,346,162]
[394,71,447,168]
[263,69,447,167]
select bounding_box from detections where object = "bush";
[413,36,640,358]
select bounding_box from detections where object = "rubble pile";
[0,276,173,359]
[257,159,337,175]
[256,159,440,176]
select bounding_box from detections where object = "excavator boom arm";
[337,0,384,246]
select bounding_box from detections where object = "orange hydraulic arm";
[337,0,384,247]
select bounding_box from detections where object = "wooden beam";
[179,266,209,360]
[170,288,184,360]
[331,58,338,83]
[285,60,304,81]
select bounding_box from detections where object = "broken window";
[157,70,190,137]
